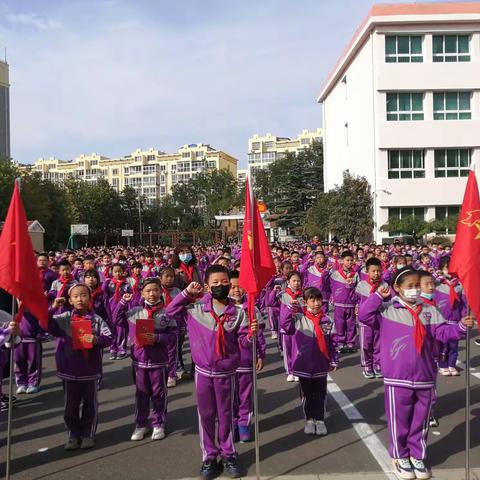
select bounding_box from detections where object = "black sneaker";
[222,457,241,479]
[199,459,220,480]
[116,352,128,360]
[429,416,439,428]
[339,345,348,354]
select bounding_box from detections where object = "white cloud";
[6,12,61,31]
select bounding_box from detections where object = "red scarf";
[422,297,436,307]
[102,265,112,278]
[132,274,141,293]
[111,278,126,302]
[443,278,459,306]
[162,287,172,306]
[292,263,299,271]
[303,308,329,359]
[367,278,380,294]
[210,309,229,358]
[89,286,103,309]
[145,302,163,319]
[58,275,74,298]
[145,263,155,277]
[338,268,355,281]
[315,264,325,275]
[401,301,426,354]
[180,263,194,283]
[285,287,301,301]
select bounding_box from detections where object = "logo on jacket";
[390,335,409,360]
[422,312,432,322]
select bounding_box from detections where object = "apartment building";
[318,2,480,242]
[0,60,10,159]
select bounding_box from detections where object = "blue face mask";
[179,252,192,264]
[420,292,434,301]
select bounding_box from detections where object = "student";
[435,257,466,377]
[114,278,178,441]
[97,253,113,282]
[228,270,266,443]
[172,245,202,289]
[142,251,160,278]
[329,251,359,353]
[302,251,331,312]
[128,262,144,305]
[73,258,85,282]
[49,284,113,450]
[355,258,390,379]
[48,260,77,313]
[37,252,57,292]
[281,287,338,436]
[165,265,257,480]
[105,264,132,360]
[159,266,183,387]
[359,267,474,480]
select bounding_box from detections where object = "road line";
[327,376,397,480]
[456,361,480,380]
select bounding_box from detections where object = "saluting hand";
[187,282,203,296]
[122,293,133,302]
[378,287,390,299]
[52,297,66,309]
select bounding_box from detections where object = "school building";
[21,144,237,206]
[318,2,480,242]
[0,59,10,160]
[247,128,322,182]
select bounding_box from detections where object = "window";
[112,168,118,176]
[262,152,276,163]
[159,165,166,171]
[301,138,310,145]
[435,206,460,233]
[130,165,141,174]
[251,142,260,151]
[248,153,261,164]
[388,207,425,220]
[147,155,155,161]
[143,165,157,174]
[143,177,157,185]
[192,161,205,171]
[195,151,204,157]
[90,160,98,166]
[386,93,424,121]
[388,150,425,179]
[433,35,470,62]
[177,161,190,173]
[135,156,142,162]
[385,35,423,63]
[433,92,471,120]
[112,178,119,188]
[207,161,216,168]
[434,149,470,177]
[263,141,274,149]
[182,152,190,158]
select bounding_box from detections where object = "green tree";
[380,216,430,242]
[304,191,335,240]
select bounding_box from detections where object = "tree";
[380,216,430,242]
[304,191,335,240]
[253,141,324,230]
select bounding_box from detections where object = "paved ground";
[1,335,479,480]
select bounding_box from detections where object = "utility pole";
[137,193,142,245]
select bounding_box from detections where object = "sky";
[0,0,449,167]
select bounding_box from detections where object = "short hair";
[141,277,161,290]
[341,250,354,259]
[418,270,434,281]
[84,254,95,262]
[132,262,143,270]
[229,270,240,280]
[146,251,154,257]
[366,258,382,269]
[303,287,322,302]
[439,256,450,271]
[205,265,229,284]
[58,259,72,269]
[160,266,175,277]
[37,252,48,259]
[112,263,125,272]
[83,268,100,282]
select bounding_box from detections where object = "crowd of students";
[0,240,476,480]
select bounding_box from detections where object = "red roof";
[318,2,480,102]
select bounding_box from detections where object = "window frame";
[434,149,471,178]
[388,150,425,179]
[433,92,471,120]
[386,92,424,121]
[385,35,423,63]
[433,34,470,62]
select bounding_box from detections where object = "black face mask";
[210,284,230,300]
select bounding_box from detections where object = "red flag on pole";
[449,170,480,327]
[239,178,276,322]
[0,181,48,329]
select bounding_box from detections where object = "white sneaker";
[130,427,150,441]
[315,420,327,436]
[409,457,431,479]
[294,376,299,382]
[449,367,460,376]
[167,377,177,388]
[16,386,27,394]
[286,374,295,382]
[26,386,39,394]
[304,420,316,435]
[439,368,451,376]
[151,427,166,441]
[392,458,415,479]
[271,332,278,340]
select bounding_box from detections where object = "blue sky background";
[0,0,448,166]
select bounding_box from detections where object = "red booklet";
[71,320,93,350]
[136,319,154,346]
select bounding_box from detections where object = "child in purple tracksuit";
[359,267,473,480]
[302,251,331,312]
[14,311,44,394]
[48,260,77,313]
[49,284,113,451]
[355,257,391,379]
[329,250,358,353]
[435,256,467,377]
[105,264,132,360]
[37,252,57,292]
[229,270,266,443]
[165,265,257,480]
[281,287,338,436]
[114,278,178,442]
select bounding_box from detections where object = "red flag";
[239,178,276,323]
[0,181,48,329]
[449,170,480,327]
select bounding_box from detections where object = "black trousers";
[299,376,327,421]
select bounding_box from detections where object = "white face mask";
[397,264,406,269]
[403,288,420,301]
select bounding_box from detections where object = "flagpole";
[249,175,261,480]
[465,307,471,480]
[6,295,16,480]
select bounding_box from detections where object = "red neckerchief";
[422,297,436,307]
[210,308,229,358]
[315,264,325,275]
[380,261,389,272]
[366,278,380,294]
[111,278,126,302]
[180,263,194,283]
[400,301,426,354]
[162,287,172,306]
[102,264,112,278]
[443,278,459,306]
[285,287,301,300]
[303,308,329,359]
[338,268,355,281]
[145,263,155,277]
[89,286,103,310]
[145,302,163,319]
[131,274,142,293]
[58,275,74,298]
[292,263,299,271]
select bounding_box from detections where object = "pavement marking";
[456,360,480,380]
[327,376,397,480]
